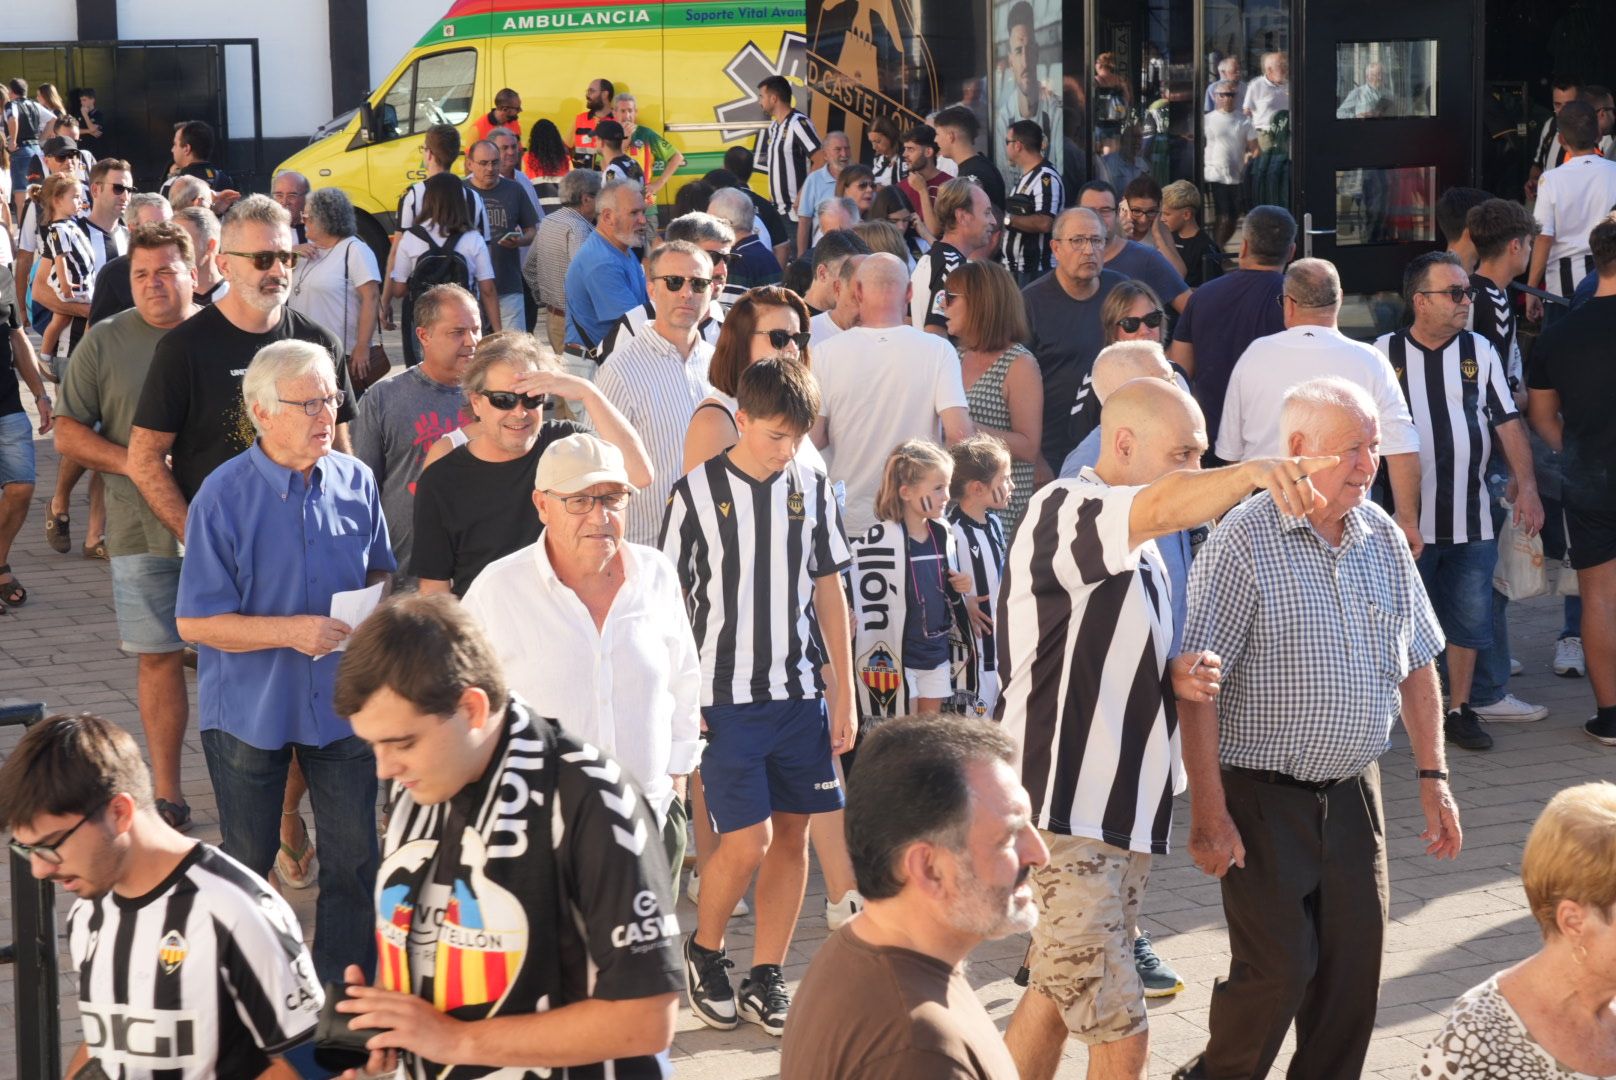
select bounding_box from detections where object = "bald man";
[1002,377,1341,1080]
[811,252,974,534]
[1059,341,1179,479]
[1176,376,1457,1080]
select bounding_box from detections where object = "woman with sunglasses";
[1102,279,1169,346]
[943,260,1042,538]
[835,164,878,218]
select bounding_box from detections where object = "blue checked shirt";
[1182,493,1444,782]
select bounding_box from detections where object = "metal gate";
[0,40,262,193]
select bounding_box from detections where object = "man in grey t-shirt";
[352,284,478,569]
[465,139,540,333]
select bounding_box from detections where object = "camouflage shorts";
[1026,832,1152,1045]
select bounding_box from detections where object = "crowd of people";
[2,65,1616,1080]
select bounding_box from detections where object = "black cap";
[594,119,626,143]
[42,135,79,157]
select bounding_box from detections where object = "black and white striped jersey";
[66,843,322,1079]
[1531,153,1616,298]
[661,451,851,706]
[756,110,822,221]
[911,240,965,331]
[949,506,1006,672]
[1467,274,1522,389]
[995,469,1184,854]
[1002,160,1065,274]
[1377,329,1520,545]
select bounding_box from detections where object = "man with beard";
[572,76,615,169]
[780,715,1046,1079]
[0,714,323,1079]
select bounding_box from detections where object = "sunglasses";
[99,182,134,195]
[706,251,735,267]
[754,329,812,351]
[1417,286,1478,304]
[652,274,712,294]
[850,180,875,190]
[480,389,547,411]
[49,153,76,163]
[225,249,301,270]
[942,290,962,306]
[1117,310,1166,332]
[9,799,110,866]
[545,490,631,514]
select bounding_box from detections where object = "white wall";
[6,6,78,40]
[117,0,333,139]
[368,0,449,99]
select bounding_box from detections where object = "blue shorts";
[0,411,36,487]
[110,554,185,653]
[9,143,40,193]
[1416,539,1496,650]
[700,698,844,833]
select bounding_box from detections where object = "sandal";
[0,564,24,606]
[45,511,71,554]
[82,539,108,561]
[275,813,319,890]
[155,798,192,832]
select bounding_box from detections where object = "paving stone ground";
[2,379,1610,1079]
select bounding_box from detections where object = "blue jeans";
[1472,491,1511,708]
[0,410,37,487]
[201,729,379,985]
[1416,539,1497,651]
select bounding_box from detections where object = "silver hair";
[707,187,755,234]
[1284,258,1342,308]
[488,127,519,147]
[560,169,603,206]
[304,187,357,239]
[272,169,311,193]
[1054,206,1106,243]
[614,92,637,107]
[1215,78,1239,94]
[817,195,858,223]
[242,340,336,434]
[220,193,291,246]
[646,238,713,278]
[1279,376,1378,450]
[598,176,642,212]
[665,211,735,248]
[166,175,211,209]
[173,206,221,252]
[123,192,171,229]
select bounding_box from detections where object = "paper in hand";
[327,582,385,652]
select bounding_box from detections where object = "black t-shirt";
[1528,295,1616,510]
[747,188,789,248]
[161,160,234,195]
[955,154,1007,212]
[1023,269,1127,467]
[410,421,583,593]
[133,306,354,501]
[88,255,133,326]
[1174,229,1221,288]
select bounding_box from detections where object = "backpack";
[16,100,52,144]
[405,225,472,299]
[606,154,644,186]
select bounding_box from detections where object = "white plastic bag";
[1494,514,1548,601]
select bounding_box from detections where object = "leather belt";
[562,344,591,357]
[1224,766,1354,793]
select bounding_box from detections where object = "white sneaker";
[1471,694,1548,723]
[686,869,750,917]
[1555,636,1586,677]
[825,890,864,931]
[1509,657,1523,677]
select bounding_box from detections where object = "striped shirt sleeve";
[808,472,852,577]
[212,892,322,1052]
[1478,339,1519,423]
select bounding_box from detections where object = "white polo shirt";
[1216,323,1420,462]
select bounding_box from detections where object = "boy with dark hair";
[1435,186,1491,271]
[933,104,1006,211]
[661,358,856,1037]
[1,714,322,1079]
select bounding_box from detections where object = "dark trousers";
[1200,761,1389,1080]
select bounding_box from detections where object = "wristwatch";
[1417,769,1449,781]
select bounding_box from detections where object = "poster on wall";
[993,0,1062,177]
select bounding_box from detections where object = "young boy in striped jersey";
[661,358,856,1037]
[949,434,1014,718]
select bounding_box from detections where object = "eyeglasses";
[1117,310,1165,332]
[224,249,301,270]
[754,329,812,350]
[652,274,712,294]
[1054,235,1106,248]
[544,490,631,514]
[1125,205,1160,218]
[1417,286,1477,304]
[850,180,875,190]
[480,389,547,411]
[9,799,110,866]
[278,392,346,416]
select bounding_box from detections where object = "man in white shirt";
[1528,99,1616,312]
[463,433,700,878]
[810,253,974,535]
[1243,52,1290,150]
[1218,258,1422,558]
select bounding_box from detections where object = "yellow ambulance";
[276,0,807,252]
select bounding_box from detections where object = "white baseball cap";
[535,434,631,494]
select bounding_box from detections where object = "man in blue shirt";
[563,178,649,353]
[175,339,396,985]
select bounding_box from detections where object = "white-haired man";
[1175,376,1461,1080]
[174,340,395,988]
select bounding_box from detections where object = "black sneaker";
[683,937,737,1031]
[737,963,790,1036]
[1445,705,1493,751]
[1585,713,1616,746]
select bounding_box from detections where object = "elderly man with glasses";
[464,432,700,884]
[173,339,395,988]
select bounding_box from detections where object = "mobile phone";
[500,230,522,243]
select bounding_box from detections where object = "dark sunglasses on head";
[224,249,301,270]
[754,329,812,351]
[652,274,712,293]
[1117,310,1166,332]
[480,389,547,411]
